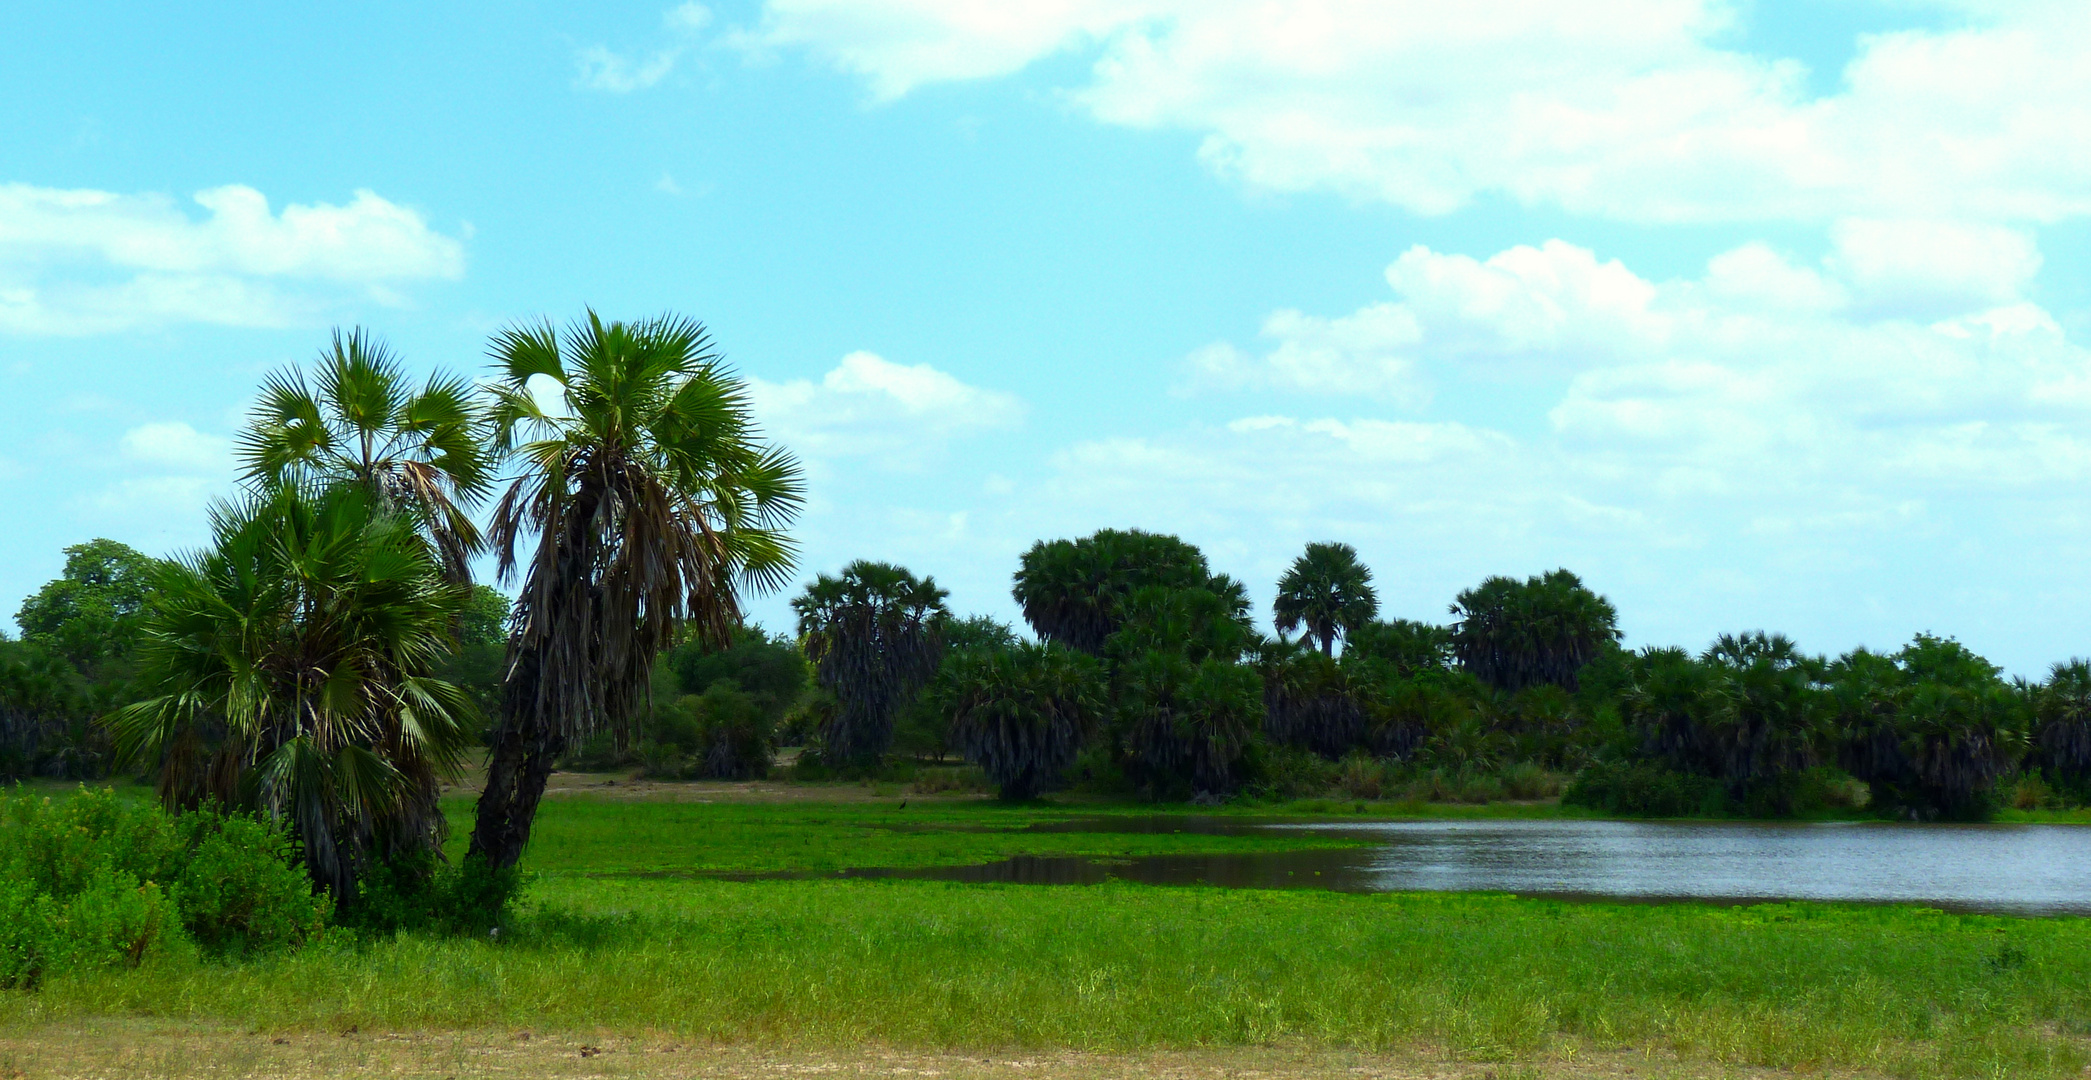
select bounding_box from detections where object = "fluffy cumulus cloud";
[750,0,2091,225]
[1037,230,2091,664]
[0,184,465,335]
[750,350,1024,467]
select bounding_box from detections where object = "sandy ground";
[0,1023,1842,1080]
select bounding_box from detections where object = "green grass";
[11,786,2091,1080]
[8,875,2088,1080]
[436,794,1375,874]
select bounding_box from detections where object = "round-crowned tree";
[794,561,949,767]
[1449,569,1619,693]
[931,643,1103,800]
[1012,529,1215,655]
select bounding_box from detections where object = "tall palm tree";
[237,328,491,581]
[794,561,948,766]
[109,483,477,899]
[468,312,803,871]
[1273,542,1378,656]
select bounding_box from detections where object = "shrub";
[1564,760,1728,816]
[349,852,523,937]
[170,813,329,954]
[1334,751,1388,800]
[1240,741,1339,801]
[0,787,328,982]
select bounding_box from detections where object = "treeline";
[603,530,2087,820]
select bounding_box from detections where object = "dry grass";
[0,1021,1884,1080]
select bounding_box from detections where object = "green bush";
[0,787,328,984]
[170,813,330,954]
[1238,741,1338,801]
[1563,760,1728,816]
[349,852,523,937]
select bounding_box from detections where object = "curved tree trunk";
[468,644,566,870]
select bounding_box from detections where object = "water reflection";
[859,818,2091,915]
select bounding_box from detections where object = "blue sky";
[6,0,2091,673]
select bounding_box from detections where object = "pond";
[847,818,2091,915]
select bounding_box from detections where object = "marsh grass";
[438,795,1374,874]
[11,789,2091,1080]
[6,878,2088,1080]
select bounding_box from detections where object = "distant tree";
[932,643,1104,799]
[468,313,803,875]
[0,639,105,781]
[15,538,158,675]
[1449,569,1619,692]
[2036,660,2091,788]
[1013,529,1215,654]
[1107,581,1263,799]
[668,625,809,725]
[458,586,512,648]
[945,614,1023,654]
[110,484,477,900]
[1259,643,1362,760]
[236,328,491,582]
[1272,542,1377,656]
[794,561,949,766]
[1344,618,1453,677]
[1828,635,2026,820]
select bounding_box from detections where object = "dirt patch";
[0,1022,1866,1080]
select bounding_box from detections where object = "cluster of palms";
[804,534,2090,818]
[72,316,803,906]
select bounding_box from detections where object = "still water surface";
[854,818,2091,915]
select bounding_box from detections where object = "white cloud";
[576,45,682,92]
[751,350,1024,466]
[577,3,718,93]
[751,0,2091,225]
[0,183,465,335]
[1180,303,1426,404]
[119,422,232,475]
[666,3,714,33]
[1008,234,2091,664]
[1828,218,2043,317]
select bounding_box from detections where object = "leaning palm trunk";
[467,314,802,872]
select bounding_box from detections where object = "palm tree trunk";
[467,648,565,871]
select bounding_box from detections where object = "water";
[849,818,2091,915]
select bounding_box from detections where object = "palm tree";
[1449,569,1619,692]
[793,561,949,766]
[1013,529,1216,654]
[1259,642,1362,759]
[930,642,1104,799]
[1829,635,2026,819]
[109,483,477,899]
[237,328,491,581]
[1105,580,1263,798]
[1273,542,1377,656]
[468,313,804,871]
[2035,660,2091,786]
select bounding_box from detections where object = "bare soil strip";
[0,1023,1865,1080]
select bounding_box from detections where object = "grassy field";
[6,777,2091,1080]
